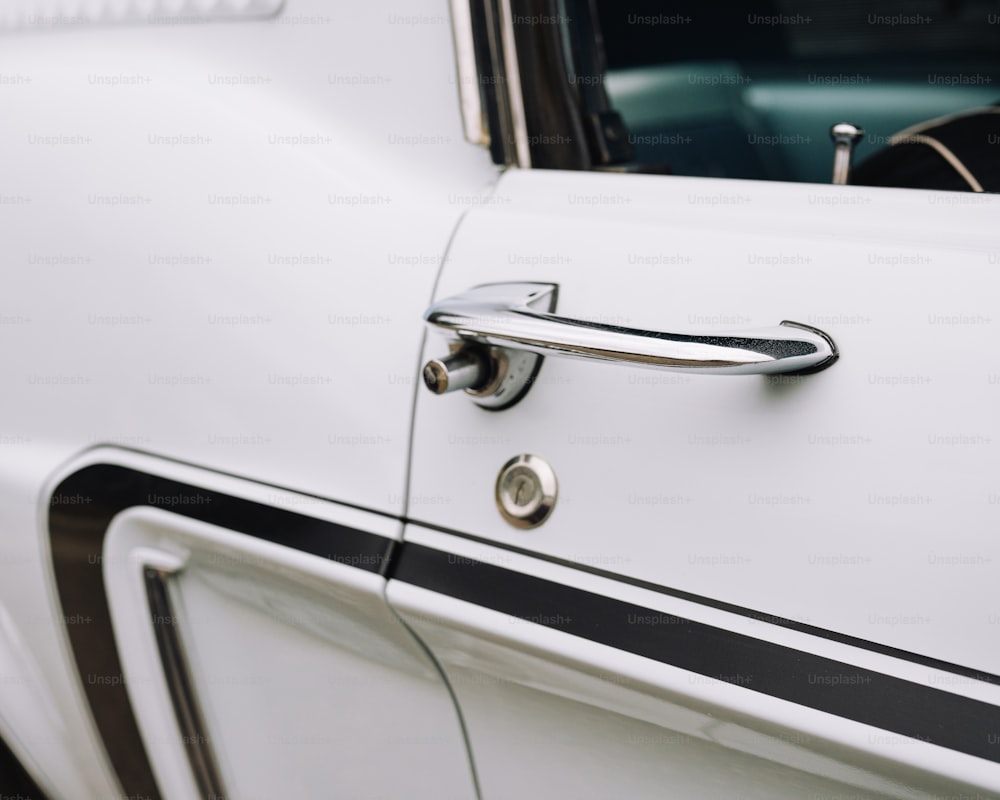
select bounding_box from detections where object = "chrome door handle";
[423,282,837,409]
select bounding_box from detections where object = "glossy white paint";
[409,167,1000,675]
[1,0,996,795]
[391,526,1000,798]
[1,0,497,518]
[104,503,476,799]
[0,0,494,791]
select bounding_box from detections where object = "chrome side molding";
[143,561,227,800]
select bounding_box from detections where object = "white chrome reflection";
[497,0,531,166]
[425,282,838,377]
[449,0,490,147]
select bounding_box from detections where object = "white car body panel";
[46,446,479,799]
[391,526,1000,798]
[0,0,490,795]
[405,167,1000,796]
[411,167,1000,673]
[103,494,475,799]
[1,0,496,516]
[0,0,997,797]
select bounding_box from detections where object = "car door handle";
[422,282,837,409]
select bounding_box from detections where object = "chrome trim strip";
[425,282,838,376]
[0,0,283,31]
[449,0,490,147]
[143,563,227,800]
[497,0,532,166]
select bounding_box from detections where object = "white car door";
[0,0,493,796]
[390,166,1000,798]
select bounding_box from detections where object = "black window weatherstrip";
[391,541,1000,766]
[48,463,393,800]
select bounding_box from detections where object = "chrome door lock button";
[496,454,557,529]
[423,349,489,395]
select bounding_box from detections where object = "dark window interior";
[594,0,1000,183]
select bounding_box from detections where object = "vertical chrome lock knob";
[423,348,489,395]
[830,122,864,185]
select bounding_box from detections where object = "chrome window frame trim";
[496,0,532,166]
[449,0,491,147]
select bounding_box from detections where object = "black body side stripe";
[392,542,1000,764]
[48,460,1000,788]
[406,520,1000,686]
[49,463,393,800]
